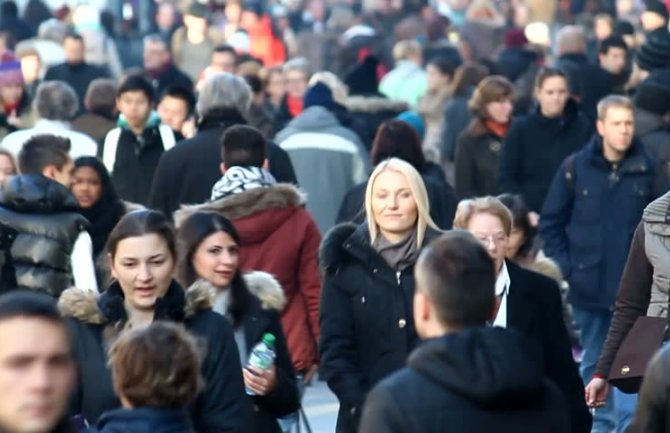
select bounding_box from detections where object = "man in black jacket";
[142,34,192,96]
[148,73,297,218]
[359,231,569,433]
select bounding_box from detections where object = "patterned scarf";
[211,166,277,201]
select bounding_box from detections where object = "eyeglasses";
[473,232,508,245]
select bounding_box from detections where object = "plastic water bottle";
[246,333,276,395]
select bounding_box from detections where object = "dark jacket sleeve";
[319,272,367,411]
[595,222,652,377]
[539,159,573,278]
[359,385,410,433]
[497,120,524,195]
[194,313,251,433]
[267,142,298,185]
[254,311,300,417]
[454,133,477,199]
[628,346,670,433]
[148,150,177,218]
[537,275,593,433]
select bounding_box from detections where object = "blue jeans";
[614,389,637,433]
[573,307,616,433]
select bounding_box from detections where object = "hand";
[585,377,610,408]
[243,364,277,396]
[303,364,318,384]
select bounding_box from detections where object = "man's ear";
[262,158,269,171]
[41,164,56,181]
[220,163,227,175]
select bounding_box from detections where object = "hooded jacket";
[275,105,369,234]
[343,96,408,151]
[58,281,250,432]
[0,174,88,296]
[359,327,569,433]
[175,183,321,372]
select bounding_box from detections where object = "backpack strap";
[564,153,577,192]
[102,127,122,174]
[158,124,176,151]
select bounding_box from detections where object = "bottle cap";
[262,333,276,346]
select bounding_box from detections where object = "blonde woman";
[453,196,591,433]
[319,157,440,433]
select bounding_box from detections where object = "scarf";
[373,230,419,271]
[484,119,509,138]
[286,94,304,118]
[211,166,277,201]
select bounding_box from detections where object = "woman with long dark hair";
[176,211,299,433]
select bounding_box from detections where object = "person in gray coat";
[275,82,369,234]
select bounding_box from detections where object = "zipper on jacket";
[396,271,401,285]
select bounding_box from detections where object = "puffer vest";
[0,174,88,297]
[643,191,670,317]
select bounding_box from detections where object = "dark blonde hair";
[468,75,515,120]
[453,196,513,236]
[109,321,204,409]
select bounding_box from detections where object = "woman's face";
[267,71,286,101]
[536,76,569,118]
[192,231,240,289]
[0,83,23,107]
[506,226,526,260]
[110,234,175,312]
[0,154,15,184]
[467,212,508,272]
[486,98,513,124]
[72,166,103,209]
[371,169,418,240]
[426,64,450,92]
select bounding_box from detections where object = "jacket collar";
[586,134,649,174]
[0,174,80,213]
[197,108,247,131]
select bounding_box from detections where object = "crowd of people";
[1,0,670,432]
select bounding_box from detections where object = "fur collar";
[187,271,286,312]
[319,222,358,274]
[58,281,213,325]
[174,183,305,228]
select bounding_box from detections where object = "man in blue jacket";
[540,95,659,433]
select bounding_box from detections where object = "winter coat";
[90,408,196,433]
[336,171,456,230]
[635,107,670,182]
[175,184,321,372]
[43,62,110,115]
[359,328,570,433]
[417,88,450,161]
[79,30,123,78]
[0,174,88,297]
[630,343,670,433]
[496,47,540,115]
[539,135,657,310]
[191,272,300,433]
[459,16,505,61]
[100,124,175,205]
[145,64,193,96]
[553,53,613,120]
[148,109,297,218]
[318,223,439,433]
[0,16,34,43]
[57,281,251,432]
[275,106,369,234]
[72,113,117,146]
[454,118,504,199]
[505,261,592,433]
[441,88,474,162]
[498,100,594,212]
[2,119,98,160]
[171,27,225,81]
[343,95,408,151]
[378,61,427,108]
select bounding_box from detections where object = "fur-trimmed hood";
[344,95,409,114]
[319,222,359,274]
[58,281,213,325]
[174,183,306,228]
[187,271,287,312]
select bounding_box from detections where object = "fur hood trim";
[319,222,358,274]
[344,96,409,114]
[58,283,213,325]
[188,271,286,312]
[174,183,306,228]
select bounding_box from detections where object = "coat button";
[350,407,357,415]
[361,296,366,303]
[398,319,406,328]
[373,268,378,273]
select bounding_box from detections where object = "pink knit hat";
[0,52,23,87]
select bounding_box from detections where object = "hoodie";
[359,327,570,433]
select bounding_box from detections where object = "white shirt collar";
[493,261,510,328]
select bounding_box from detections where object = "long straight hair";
[364,158,440,247]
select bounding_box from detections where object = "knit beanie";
[397,111,425,141]
[0,52,24,87]
[504,28,528,48]
[634,80,670,114]
[304,82,335,110]
[344,55,380,96]
[636,28,670,71]
[644,0,669,21]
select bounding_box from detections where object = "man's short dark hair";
[214,44,237,58]
[18,135,71,174]
[220,125,266,168]
[0,290,65,326]
[416,231,496,328]
[242,74,263,94]
[85,78,117,117]
[599,35,628,55]
[160,86,196,117]
[117,74,156,104]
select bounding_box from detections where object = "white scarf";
[211,166,277,201]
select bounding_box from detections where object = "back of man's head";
[0,290,65,327]
[0,1,18,18]
[557,25,587,55]
[415,231,496,333]
[34,81,79,121]
[85,78,117,118]
[220,125,266,168]
[19,134,71,175]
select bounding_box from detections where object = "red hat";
[0,52,24,87]
[504,28,529,48]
